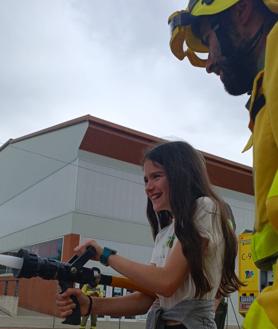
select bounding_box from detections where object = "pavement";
[0,308,241,329]
[0,307,147,329]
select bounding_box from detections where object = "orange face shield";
[168,10,207,68]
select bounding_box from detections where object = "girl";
[56,141,242,329]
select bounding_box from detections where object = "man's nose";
[206,53,214,74]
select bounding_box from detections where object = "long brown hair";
[144,141,243,298]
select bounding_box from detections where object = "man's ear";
[233,0,253,25]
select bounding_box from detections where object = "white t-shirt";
[150,196,225,309]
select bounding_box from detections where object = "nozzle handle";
[60,246,97,325]
[59,281,81,325]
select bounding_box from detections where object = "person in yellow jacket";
[80,284,103,329]
[168,0,278,328]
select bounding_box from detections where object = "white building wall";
[0,213,73,253]
[0,122,88,204]
[0,163,78,250]
[72,150,153,252]
[75,150,147,225]
[0,122,88,251]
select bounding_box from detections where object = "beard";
[219,51,257,96]
[217,40,259,96]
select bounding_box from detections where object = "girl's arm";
[75,240,189,297]
[56,288,155,318]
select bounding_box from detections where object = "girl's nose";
[145,181,154,193]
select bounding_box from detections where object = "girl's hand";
[56,288,90,317]
[74,240,103,262]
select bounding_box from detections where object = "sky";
[0,0,252,166]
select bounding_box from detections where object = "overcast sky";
[0,0,252,166]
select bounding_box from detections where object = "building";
[0,115,254,325]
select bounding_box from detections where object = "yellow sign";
[238,232,259,314]
[239,233,259,291]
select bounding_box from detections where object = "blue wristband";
[99,247,117,266]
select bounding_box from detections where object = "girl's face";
[143,159,171,212]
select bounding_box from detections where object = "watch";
[100,247,117,266]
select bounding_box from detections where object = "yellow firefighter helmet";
[168,0,278,66]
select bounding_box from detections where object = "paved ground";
[0,308,241,329]
[0,308,144,329]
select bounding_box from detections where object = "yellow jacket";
[81,284,103,298]
[246,22,278,269]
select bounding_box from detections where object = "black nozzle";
[12,247,100,326]
[14,247,101,286]
[15,249,67,280]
